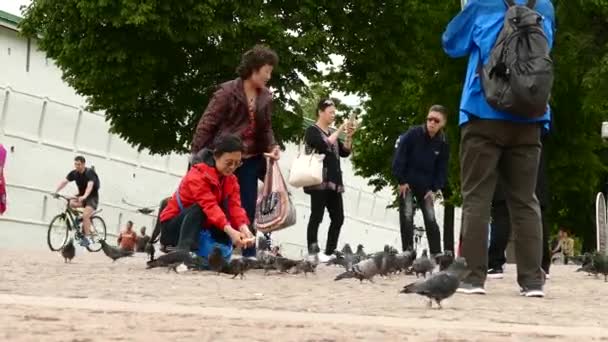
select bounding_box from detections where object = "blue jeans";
[234,155,264,257]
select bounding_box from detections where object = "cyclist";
[54,155,100,247]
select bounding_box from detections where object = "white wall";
[0,25,461,256]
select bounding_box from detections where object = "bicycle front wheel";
[47,213,70,251]
[86,216,107,252]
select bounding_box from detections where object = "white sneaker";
[520,288,545,298]
[318,253,333,263]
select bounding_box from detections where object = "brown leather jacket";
[191,78,277,156]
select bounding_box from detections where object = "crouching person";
[158,135,254,261]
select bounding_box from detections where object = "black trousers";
[307,190,344,255]
[488,201,551,273]
[160,203,230,251]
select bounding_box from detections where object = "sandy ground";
[0,248,607,342]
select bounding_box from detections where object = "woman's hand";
[239,225,255,247]
[268,145,281,160]
[224,226,245,249]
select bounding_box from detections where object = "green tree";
[19,0,334,154]
[325,0,608,249]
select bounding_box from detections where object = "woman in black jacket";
[304,99,356,261]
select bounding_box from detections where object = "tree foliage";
[20,0,334,154]
[20,0,608,248]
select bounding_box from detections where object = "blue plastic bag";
[197,229,233,266]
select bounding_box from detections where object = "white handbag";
[288,142,325,188]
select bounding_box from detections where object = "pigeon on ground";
[99,239,134,262]
[144,242,156,262]
[334,252,384,283]
[436,250,455,271]
[294,259,317,277]
[61,238,76,263]
[592,252,608,282]
[146,250,197,269]
[341,243,354,255]
[258,235,271,252]
[380,245,399,276]
[394,250,417,273]
[412,249,435,278]
[355,244,367,261]
[223,257,256,279]
[400,257,470,309]
[273,256,299,273]
[208,245,227,274]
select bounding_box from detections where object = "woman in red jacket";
[159,135,254,253]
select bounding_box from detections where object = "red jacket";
[159,158,249,230]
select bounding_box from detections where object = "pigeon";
[412,249,435,278]
[341,243,354,255]
[592,252,608,282]
[380,245,399,276]
[144,242,156,262]
[61,238,76,263]
[258,235,271,252]
[137,207,155,215]
[569,253,591,266]
[208,245,227,274]
[394,250,417,273]
[436,250,455,271]
[294,259,317,277]
[293,243,320,277]
[223,257,255,279]
[99,239,134,262]
[147,250,198,269]
[273,256,299,273]
[400,257,470,309]
[335,252,384,283]
[355,244,367,260]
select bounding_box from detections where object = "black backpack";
[480,0,554,118]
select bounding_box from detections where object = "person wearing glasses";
[303,99,356,262]
[190,45,280,257]
[158,135,254,258]
[392,105,450,257]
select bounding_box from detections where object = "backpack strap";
[526,0,537,9]
[503,0,515,7]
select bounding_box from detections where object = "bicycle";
[47,193,107,252]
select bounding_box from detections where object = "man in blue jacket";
[442,0,555,297]
[392,105,450,256]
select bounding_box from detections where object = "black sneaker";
[487,267,504,279]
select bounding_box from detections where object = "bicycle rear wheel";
[86,216,107,252]
[47,213,70,251]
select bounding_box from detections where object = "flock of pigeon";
[57,235,608,309]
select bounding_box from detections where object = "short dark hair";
[428,104,448,118]
[213,135,244,157]
[236,45,279,79]
[74,155,86,163]
[317,98,335,116]
[127,220,133,227]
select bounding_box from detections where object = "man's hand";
[78,196,87,204]
[398,184,410,195]
[424,191,435,201]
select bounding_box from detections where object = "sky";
[0,0,360,107]
[0,0,30,16]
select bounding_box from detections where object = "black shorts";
[84,195,99,210]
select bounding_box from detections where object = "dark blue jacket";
[392,125,449,194]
